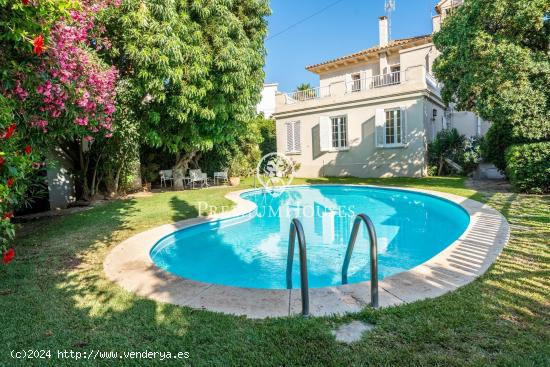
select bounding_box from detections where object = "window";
[375,107,406,148]
[285,121,301,153]
[385,109,402,145]
[331,116,347,149]
[351,73,361,92]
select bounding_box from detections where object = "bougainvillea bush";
[0,104,34,263]
[0,0,119,264]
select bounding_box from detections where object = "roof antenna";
[385,0,396,41]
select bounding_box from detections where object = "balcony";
[284,86,331,104]
[275,66,440,115]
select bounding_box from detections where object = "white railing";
[284,86,331,104]
[372,71,402,88]
[345,71,403,93]
[282,71,406,105]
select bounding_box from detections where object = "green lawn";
[1,177,548,366]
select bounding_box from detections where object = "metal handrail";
[341,214,379,308]
[286,218,310,316]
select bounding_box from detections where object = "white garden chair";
[189,169,209,189]
[213,169,228,185]
[159,170,174,188]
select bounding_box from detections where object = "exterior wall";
[423,97,447,142]
[432,0,464,33]
[257,83,278,117]
[46,149,76,209]
[318,53,401,89]
[319,62,378,88]
[450,111,491,138]
[275,95,429,178]
[400,44,438,75]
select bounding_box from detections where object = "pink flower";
[13,80,28,101]
[74,116,88,126]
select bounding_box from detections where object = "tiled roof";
[305,35,432,72]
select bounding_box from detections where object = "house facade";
[273,0,488,178]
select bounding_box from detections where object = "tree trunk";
[173,151,197,188]
[190,152,202,169]
[438,156,445,176]
[90,151,103,199]
[79,140,91,201]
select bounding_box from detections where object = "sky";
[265,0,439,92]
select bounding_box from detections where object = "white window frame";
[330,115,348,150]
[350,73,361,92]
[285,121,301,154]
[375,107,407,148]
[384,108,404,147]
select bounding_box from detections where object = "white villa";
[273,0,488,178]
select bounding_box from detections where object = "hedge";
[505,142,550,194]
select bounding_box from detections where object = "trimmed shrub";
[481,122,515,173]
[505,142,550,194]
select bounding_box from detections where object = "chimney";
[379,16,389,47]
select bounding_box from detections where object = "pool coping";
[103,184,510,319]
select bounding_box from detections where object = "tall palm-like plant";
[296,83,312,91]
[294,83,314,101]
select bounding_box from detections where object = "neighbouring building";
[273,0,489,178]
[257,83,278,118]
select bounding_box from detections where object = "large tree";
[104,0,270,176]
[433,0,550,143]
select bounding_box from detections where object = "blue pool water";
[150,186,470,289]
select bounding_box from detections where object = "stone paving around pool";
[104,185,510,319]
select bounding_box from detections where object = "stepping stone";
[331,320,374,344]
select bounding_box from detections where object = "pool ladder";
[342,214,379,308]
[286,214,379,317]
[286,218,310,316]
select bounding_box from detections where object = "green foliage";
[505,142,550,193]
[462,136,483,174]
[429,129,463,174]
[201,114,264,177]
[256,114,276,157]
[427,165,439,177]
[227,152,252,178]
[104,0,270,163]
[296,83,313,91]
[480,121,516,172]
[428,129,482,176]
[433,0,550,142]
[98,79,141,195]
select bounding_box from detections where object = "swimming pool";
[150,185,470,289]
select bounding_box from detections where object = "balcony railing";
[346,71,403,93]
[281,70,412,106]
[284,86,331,104]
